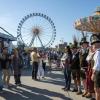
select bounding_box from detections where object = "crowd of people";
[30,48,62,80]
[61,34,100,100]
[0,34,100,100]
[0,46,24,90]
[0,44,52,92]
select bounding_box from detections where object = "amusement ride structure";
[17,13,56,48]
[75,7,100,35]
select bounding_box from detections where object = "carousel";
[74,7,100,34]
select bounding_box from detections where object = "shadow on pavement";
[37,72,76,92]
[40,78,65,87]
[0,84,72,100]
[39,71,65,86]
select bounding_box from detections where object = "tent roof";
[0,32,17,41]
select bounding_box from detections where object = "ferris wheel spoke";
[22,26,31,31]
[41,35,50,41]
[37,35,44,47]
[29,35,36,47]
[22,33,32,39]
[40,30,52,36]
[40,33,52,38]
[22,32,31,35]
[22,33,32,37]
[42,25,52,30]
[39,35,51,46]
[42,29,53,35]
[40,35,51,39]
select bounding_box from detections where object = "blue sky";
[0,0,99,46]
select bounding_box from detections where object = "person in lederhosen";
[90,34,100,100]
[79,37,89,97]
[85,47,95,99]
[71,40,82,95]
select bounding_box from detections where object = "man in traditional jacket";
[79,37,89,97]
[71,44,82,95]
[90,34,100,100]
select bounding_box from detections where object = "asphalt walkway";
[0,70,89,100]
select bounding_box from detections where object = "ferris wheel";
[17,13,56,48]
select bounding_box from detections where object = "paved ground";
[0,70,89,100]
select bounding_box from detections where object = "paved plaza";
[0,70,89,100]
